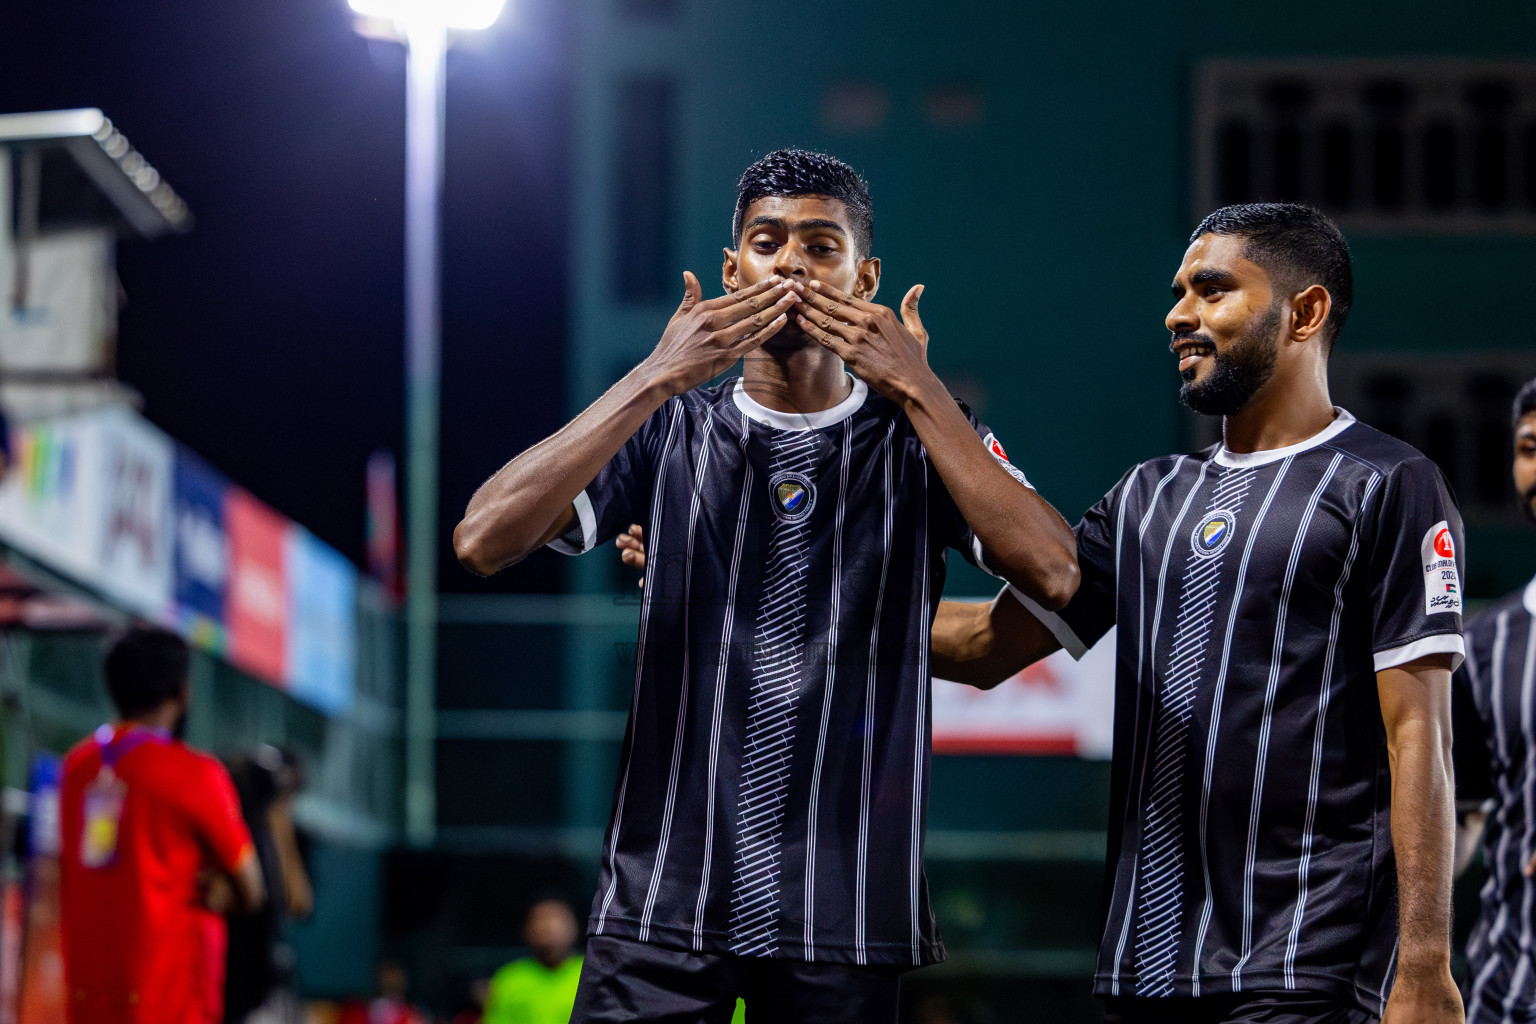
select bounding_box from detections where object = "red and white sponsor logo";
[989,436,1008,461]
[1433,527,1455,559]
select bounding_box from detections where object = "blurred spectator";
[448,978,489,1024]
[58,627,266,1024]
[482,900,582,1024]
[224,745,314,1024]
[337,960,429,1024]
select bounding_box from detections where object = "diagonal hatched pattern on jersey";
[1133,466,1253,994]
[728,430,821,955]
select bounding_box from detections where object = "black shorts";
[1102,993,1376,1024]
[569,935,908,1023]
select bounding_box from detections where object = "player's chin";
[760,326,814,355]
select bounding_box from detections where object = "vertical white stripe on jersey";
[1283,470,1379,987]
[1111,460,1208,994]
[1190,456,1294,994]
[1498,625,1536,1019]
[1132,465,1249,996]
[596,400,687,934]
[1379,937,1399,1016]
[729,429,821,956]
[692,409,754,950]
[911,444,932,965]
[803,419,855,960]
[1469,612,1515,1019]
[855,423,897,965]
[639,405,716,940]
[1232,453,1342,983]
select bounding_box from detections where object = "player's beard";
[1178,303,1282,416]
[1520,480,1536,525]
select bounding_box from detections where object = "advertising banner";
[0,414,99,583]
[225,489,289,688]
[932,627,1116,758]
[286,529,357,715]
[92,405,173,619]
[172,449,229,648]
[0,406,359,715]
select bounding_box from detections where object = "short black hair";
[1514,377,1536,429]
[1191,203,1354,348]
[733,149,873,257]
[103,627,189,719]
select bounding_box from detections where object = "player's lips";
[1172,339,1215,372]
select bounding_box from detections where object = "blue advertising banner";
[285,529,357,715]
[172,448,229,646]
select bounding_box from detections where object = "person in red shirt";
[59,627,265,1024]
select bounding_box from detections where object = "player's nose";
[1166,295,1198,335]
[773,242,808,278]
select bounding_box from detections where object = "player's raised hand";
[793,280,936,404]
[616,524,646,571]
[642,272,797,397]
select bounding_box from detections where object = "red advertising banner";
[225,489,287,686]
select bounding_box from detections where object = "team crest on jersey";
[771,473,815,521]
[1420,520,1462,615]
[1191,510,1237,559]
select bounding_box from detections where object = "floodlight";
[347,0,506,30]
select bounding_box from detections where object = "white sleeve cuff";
[546,490,597,556]
[970,535,999,578]
[1374,633,1465,673]
[1007,584,1089,660]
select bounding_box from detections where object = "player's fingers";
[901,284,927,347]
[731,312,789,356]
[718,289,797,343]
[793,298,861,343]
[807,279,877,314]
[794,284,863,326]
[795,313,851,358]
[628,524,643,541]
[697,276,783,312]
[674,271,703,316]
[1526,852,1536,877]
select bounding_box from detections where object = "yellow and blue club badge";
[771,472,815,522]
[1190,509,1237,559]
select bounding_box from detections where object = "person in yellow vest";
[483,900,583,1024]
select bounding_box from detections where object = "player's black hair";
[103,626,189,719]
[1192,203,1353,349]
[733,149,873,257]
[1514,376,1536,429]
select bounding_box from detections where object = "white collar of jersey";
[1523,574,1536,618]
[1212,407,1357,469]
[732,374,868,431]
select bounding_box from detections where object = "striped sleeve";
[549,400,675,556]
[1366,457,1466,673]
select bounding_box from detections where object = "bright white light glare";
[348,0,506,30]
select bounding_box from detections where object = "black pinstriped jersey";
[1021,411,1466,1014]
[1454,581,1536,1024]
[551,374,1027,967]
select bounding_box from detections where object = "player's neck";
[122,701,182,736]
[740,344,851,415]
[1222,364,1335,455]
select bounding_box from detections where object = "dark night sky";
[0,0,572,593]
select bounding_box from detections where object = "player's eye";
[807,245,836,256]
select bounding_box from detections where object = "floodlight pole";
[403,17,446,847]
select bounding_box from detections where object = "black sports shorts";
[1101,993,1376,1024]
[569,934,908,1023]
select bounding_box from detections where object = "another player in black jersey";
[1453,377,1536,1024]
[933,204,1466,1024]
[453,150,1079,1022]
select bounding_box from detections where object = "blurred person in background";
[337,960,429,1024]
[59,626,265,1024]
[1453,376,1536,1023]
[449,978,490,1024]
[482,899,582,1024]
[455,148,1076,1023]
[223,745,314,1024]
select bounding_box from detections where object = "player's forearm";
[901,378,1078,609]
[931,589,1062,687]
[1385,704,1456,981]
[455,367,670,575]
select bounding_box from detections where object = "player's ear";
[1289,284,1332,344]
[854,256,880,302]
[722,248,740,293]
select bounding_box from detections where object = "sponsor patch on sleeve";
[981,432,1032,488]
[1420,520,1462,616]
